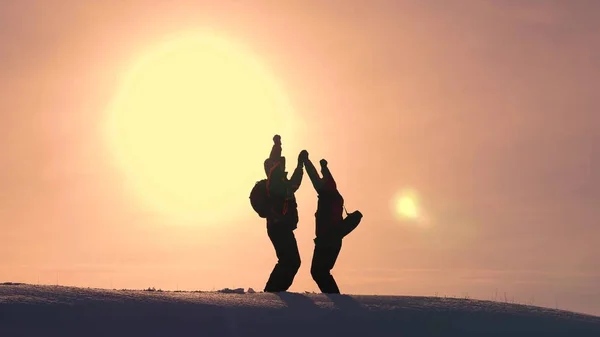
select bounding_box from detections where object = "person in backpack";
[262,134,307,292]
[301,152,363,294]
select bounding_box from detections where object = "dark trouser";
[264,225,301,292]
[310,215,363,294]
[310,237,342,294]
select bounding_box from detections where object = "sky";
[1,0,599,316]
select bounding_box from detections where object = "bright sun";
[104,31,296,225]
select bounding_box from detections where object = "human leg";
[310,238,342,294]
[264,226,301,292]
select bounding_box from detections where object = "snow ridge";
[1,284,599,337]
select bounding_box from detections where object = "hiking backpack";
[250,179,271,218]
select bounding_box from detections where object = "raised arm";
[302,152,324,192]
[269,135,282,159]
[288,150,306,193]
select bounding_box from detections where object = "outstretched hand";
[298,150,309,164]
[273,135,282,145]
[319,159,328,167]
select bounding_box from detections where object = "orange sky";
[1,0,599,316]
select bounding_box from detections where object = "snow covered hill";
[1,283,599,337]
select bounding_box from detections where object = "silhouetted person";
[302,153,363,294]
[263,135,306,292]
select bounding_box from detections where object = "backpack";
[250,179,271,218]
[338,210,363,238]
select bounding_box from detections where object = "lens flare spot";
[393,189,422,222]
[398,196,419,219]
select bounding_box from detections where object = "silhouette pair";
[259,135,363,293]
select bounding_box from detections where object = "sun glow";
[104,31,296,225]
[393,189,422,222]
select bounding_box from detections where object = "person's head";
[264,156,286,179]
[319,180,337,193]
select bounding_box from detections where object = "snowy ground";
[1,283,599,337]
